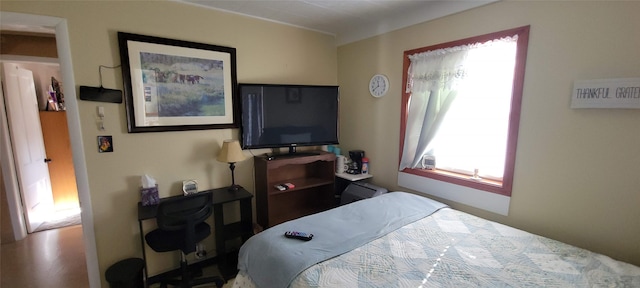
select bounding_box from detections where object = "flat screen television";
[239,83,339,155]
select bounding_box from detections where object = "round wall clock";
[369,74,389,98]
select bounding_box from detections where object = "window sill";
[401,168,511,196]
[397,171,510,215]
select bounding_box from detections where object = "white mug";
[336,155,346,173]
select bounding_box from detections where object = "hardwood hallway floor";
[1,224,89,288]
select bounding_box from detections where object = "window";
[399,26,530,196]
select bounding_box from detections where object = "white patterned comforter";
[233,208,640,287]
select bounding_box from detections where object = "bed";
[232,192,640,287]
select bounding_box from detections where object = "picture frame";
[98,135,113,153]
[118,32,239,133]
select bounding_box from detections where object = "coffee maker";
[347,150,365,174]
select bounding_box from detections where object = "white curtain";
[399,36,518,171]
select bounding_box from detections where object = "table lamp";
[217,139,247,191]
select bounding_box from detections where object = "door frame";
[0,11,99,288]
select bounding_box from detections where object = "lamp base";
[226,162,241,192]
[227,184,241,192]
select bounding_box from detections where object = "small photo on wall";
[98,136,113,153]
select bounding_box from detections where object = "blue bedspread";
[237,191,448,288]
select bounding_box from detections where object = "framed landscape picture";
[118,32,239,133]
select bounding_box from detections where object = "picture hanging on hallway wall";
[118,32,239,133]
[98,136,113,153]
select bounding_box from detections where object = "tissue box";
[141,185,159,206]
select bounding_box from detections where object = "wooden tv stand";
[254,151,336,228]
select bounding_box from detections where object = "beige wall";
[3,0,639,285]
[338,1,640,266]
[2,1,337,285]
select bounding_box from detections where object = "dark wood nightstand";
[254,152,336,228]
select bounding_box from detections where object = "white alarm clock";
[182,180,198,195]
[421,155,436,170]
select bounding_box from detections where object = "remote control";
[284,231,313,241]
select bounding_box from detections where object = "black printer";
[340,182,388,205]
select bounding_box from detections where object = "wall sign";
[571,78,640,109]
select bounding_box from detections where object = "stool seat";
[105,258,145,288]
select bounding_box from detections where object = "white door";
[2,63,54,233]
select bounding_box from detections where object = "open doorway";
[1,11,99,287]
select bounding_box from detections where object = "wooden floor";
[1,225,89,288]
[1,224,237,288]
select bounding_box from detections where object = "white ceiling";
[0,1,496,45]
[177,0,496,45]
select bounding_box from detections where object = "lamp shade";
[217,140,246,163]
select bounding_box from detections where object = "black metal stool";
[105,258,145,288]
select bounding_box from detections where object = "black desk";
[138,187,253,285]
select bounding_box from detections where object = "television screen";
[239,83,339,152]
